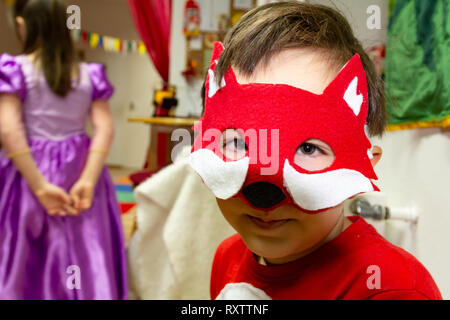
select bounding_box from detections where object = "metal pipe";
[349,198,419,223]
[349,198,389,220]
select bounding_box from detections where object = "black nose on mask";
[241,181,286,209]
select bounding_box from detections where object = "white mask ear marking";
[283,160,374,211]
[208,69,226,98]
[364,124,374,159]
[367,148,374,160]
[344,77,363,116]
[189,149,249,199]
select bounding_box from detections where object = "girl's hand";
[34,181,77,216]
[69,179,95,213]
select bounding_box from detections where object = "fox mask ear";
[209,41,224,67]
[206,41,242,99]
[324,54,368,118]
[206,42,225,99]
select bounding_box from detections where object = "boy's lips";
[246,214,292,230]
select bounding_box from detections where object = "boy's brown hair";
[201,1,387,137]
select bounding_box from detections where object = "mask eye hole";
[294,139,335,171]
[219,128,248,161]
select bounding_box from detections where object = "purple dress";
[0,53,128,299]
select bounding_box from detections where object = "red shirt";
[210,216,442,300]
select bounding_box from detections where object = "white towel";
[127,145,235,299]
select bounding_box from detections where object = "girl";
[0,0,127,299]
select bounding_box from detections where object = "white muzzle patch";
[283,159,374,211]
[189,149,249,199]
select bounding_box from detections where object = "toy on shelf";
[183,0,200,37]
[153,85,178,117]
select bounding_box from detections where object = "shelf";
[128,117,200,127]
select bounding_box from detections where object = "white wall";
[371,129,450,299]
[71,0,161,168]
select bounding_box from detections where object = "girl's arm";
[69,99,114,211]
[0,93,75,215]
[0,94,45,191]
[80,99,115,184]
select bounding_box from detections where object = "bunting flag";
[71,29,147,56]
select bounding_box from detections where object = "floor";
[108,166,139,182]
[108,166,139,247]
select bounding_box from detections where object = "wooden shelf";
[128,117,200,127]
[128,117,199,170]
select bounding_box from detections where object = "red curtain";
[127,0,172,83]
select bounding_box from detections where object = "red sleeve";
[209,244,222,300]
[367,289,438,300]
[209,234,241,300]
[210,236,232,299]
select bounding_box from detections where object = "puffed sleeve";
[0,53,26,102]
[87,63,114,100]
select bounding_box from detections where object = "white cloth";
[127,145,235,299]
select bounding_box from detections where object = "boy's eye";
[294,139,335,171]
[220,129,248,160]
[297,143,318,155]
[225,137,247,151]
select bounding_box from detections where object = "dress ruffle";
[87,63,114,100]
[0,55,114,102]
[0,53,26,101]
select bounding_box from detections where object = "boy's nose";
[241,181,286,209]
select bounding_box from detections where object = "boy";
[189,2,442,299]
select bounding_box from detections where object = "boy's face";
[217,197,346,264]
[216,48,381,264]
